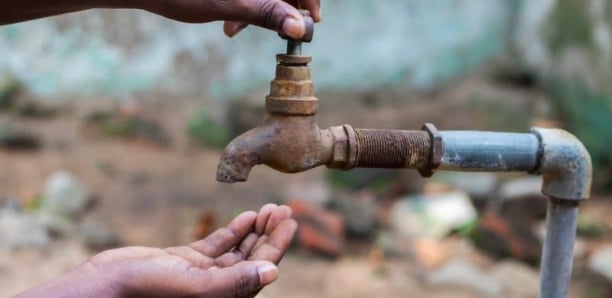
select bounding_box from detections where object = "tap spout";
[216,115,334,183]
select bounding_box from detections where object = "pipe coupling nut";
[328,124,356,170]
[419,123,443,177]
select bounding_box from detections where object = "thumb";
[231,0,306,39]
[197,261,279,297]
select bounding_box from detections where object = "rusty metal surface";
[216,115,334,183]
[276,54,311,66]
[352,129,431,169]
[265,56,317,115]
[217,15,441,182]
[532,128,592,201]
[265,97,318,115]
[328,125,349,169]
[216,49,439,182]
[344,124,357,169]
[217,47,333,183]
[217,22,591,298]
[419,123,442,177]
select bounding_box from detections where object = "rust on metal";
[352,129,431,169]
[217,25,439,182]
[328,125,349,169]
[344,124,357,170]
[419,123,443,177]
[276,54,312,66]
[217,48,334,182]
[265,55,318,115]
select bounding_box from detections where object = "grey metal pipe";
[436,128,591,298]
[538,198,579,298]
[439,131,540,172]
[532,128,592,200]
[532,128,591,298]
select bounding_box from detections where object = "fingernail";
[257,263,278,285]
[282,17,304,39]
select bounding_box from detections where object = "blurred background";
[0,0,611,297]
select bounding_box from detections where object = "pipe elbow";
[532,128,592,201]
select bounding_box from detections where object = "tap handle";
[278,10,314,55]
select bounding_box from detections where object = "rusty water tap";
[216,11,440,183]
[216,11,334,183]
[216,14,593,297]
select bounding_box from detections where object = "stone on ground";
[42,171,91,218]
[390,190,477,240]
[0,207,48,249]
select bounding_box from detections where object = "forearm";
[0,0,152,25]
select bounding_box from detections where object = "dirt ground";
[0,74,608,297]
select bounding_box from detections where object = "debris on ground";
[433,172,498,201]
[0,123,41,151]
[499,177,543,201]
[390,190,477,240]
[490,260,540,297]
[37,211,74,237]
[284,176,331,207]
[322,258,414,297]
[78,220,120,250]
[42,171,91,218]
[329,190,377,238]
[588,245,612,282]
[193,211,215,240]
[426,258,502,297]
[326,168,399,192]
[426,257,540,297]
[0,204,49,249]
[471,211,542,266]
[0,171,117,252]
[288,199,345,256]
[412,238,449,269]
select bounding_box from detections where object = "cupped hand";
[17,204,297,298]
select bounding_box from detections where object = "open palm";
[18,204,297,298]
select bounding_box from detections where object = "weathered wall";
[514,0,612,91]
[0,1,509,99]
[512,0,612,166]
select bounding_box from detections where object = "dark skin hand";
[0,0,321,38]
[16,204,298,298]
